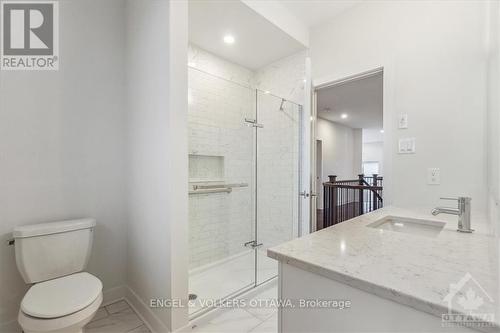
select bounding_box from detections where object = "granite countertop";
[268,206,500,332]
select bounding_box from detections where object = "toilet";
[13,218,102,333]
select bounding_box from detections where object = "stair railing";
[322,174,383,228]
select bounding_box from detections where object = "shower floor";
[189,249,277,316]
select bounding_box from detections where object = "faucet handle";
[440,197,458,201]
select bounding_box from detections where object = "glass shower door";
[187,68,256,316]
[255,90,301,284]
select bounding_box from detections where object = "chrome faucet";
[431,197,473,233]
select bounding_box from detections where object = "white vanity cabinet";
[278,262,479,333]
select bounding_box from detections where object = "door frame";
[316,139,323,211]
[311,65,393,215]
[300,57,314,235]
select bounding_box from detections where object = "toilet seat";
[18,272,103,333]
[21,272,102,319]
[19,292,102,333]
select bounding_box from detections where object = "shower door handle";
[244,240,263,249]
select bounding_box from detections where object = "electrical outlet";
[399,113,408,129]
[398,138,416,154]
[427,168,440,185]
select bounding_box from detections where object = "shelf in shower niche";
[188,178,225,183]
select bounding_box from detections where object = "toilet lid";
[21,272,102,319]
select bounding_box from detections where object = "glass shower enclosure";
[188,67,302,316]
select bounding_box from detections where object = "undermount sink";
[367,216,445,238]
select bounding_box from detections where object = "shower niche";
[188,154,224,183]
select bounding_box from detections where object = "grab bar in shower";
[189,183,248,195]
[193,183,248,190]
[189,187,232,195]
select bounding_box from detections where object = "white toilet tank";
[13,218,96,284]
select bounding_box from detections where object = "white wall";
[240,0,309,47]
[126,0,188,331]
[0,0,128,329]
[312,1,489,213]
[487,0,500,232]
[316,118,360,183]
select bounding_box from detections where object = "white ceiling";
[189,0,305,70]
[317,72,383,129]
[278,0,361,28]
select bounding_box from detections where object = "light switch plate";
[427,168,440,185]
[398,138,416,154]
[399,113,408,129]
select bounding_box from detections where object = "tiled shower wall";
[254,50,305,251]
[254,50,307,105]
[188,44,305,270]
[256,93,300,251]
[188,68,255,269]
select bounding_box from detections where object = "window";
[363,161,379,175]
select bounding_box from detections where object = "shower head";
[279,98,286,111]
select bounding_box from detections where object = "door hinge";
[300,191,317,198]
[244,118,264,128]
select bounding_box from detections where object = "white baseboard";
[125,286,170,333]
[102,284,127,306]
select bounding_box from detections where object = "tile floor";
[189,250,277,315]
[84,269,278,333]
[84,300,150,333]
[83,281,278,333]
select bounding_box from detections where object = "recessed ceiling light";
[380,129,384,133]
[223,35,235,44]
[264,90,270,94]
[341,113,348,119]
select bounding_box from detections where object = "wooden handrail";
[323,183,383,190]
